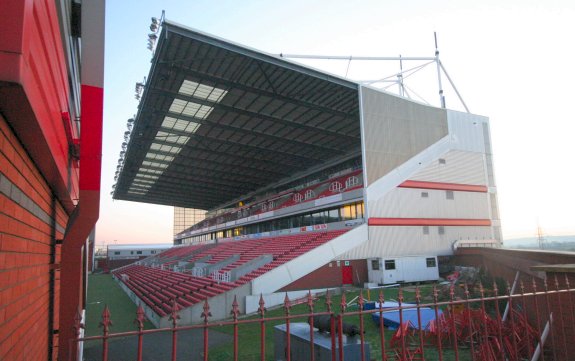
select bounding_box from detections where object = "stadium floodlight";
[150,17,159,32]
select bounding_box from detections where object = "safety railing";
[73,274,575,361]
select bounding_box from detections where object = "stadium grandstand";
[111,20,501,326]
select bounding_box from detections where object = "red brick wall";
[280,259,368,291]
[0,115,67,360]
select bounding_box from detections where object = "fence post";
[307,290,316,361]
[258,294,266,361]
[542,278,557,360]
[415,287,425,360]
[492,281,504,359]
[358,289,365,361]
[531,279,545,361]
[463,284,475,360]
[432,286,444,361]
[202,299,212,361]
[553,275,568,360]
[448,284,459,360]
[378,290,386,361]
[326,290,336,361]
[338,292,347,361]
[520,280,534,358]
[134,305,145,361]
[505,281,518,360]
[231,296,240,361]
[99,305,112,361]
[169,299,180,361]
[284,293,292,361]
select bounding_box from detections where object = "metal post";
[135,306,145,361]
[231,296,240,361]
[169,300,179,361]
[378,290,387,361]
[99,306,112,361]
[433,286,444,361]
[448,284,459,360]
[338,293,347,361]
[284,294,292,361]
[553,275,568,360]
[434,32,446,108]
[307,291,316,361]
[258,294,266,361]
[358,290,365,361]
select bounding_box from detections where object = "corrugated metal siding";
[360,87,448,186]
[446,110,488,153]
[409,150,486,185]
[369,188,490,219]
[338,225,493,259]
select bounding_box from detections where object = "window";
[423,226,429,235]
[151,250,156,254]
[438,226,445,235]
[329,181,343,193]
[421,192,429,198]
[304,189,315,200]
[114,251,120,255]
[345,176,359,188]
[293,193,303,203]
[439,158,446,164]
[130,251,134,255]
[136,251,142,255]
[371,259,380,270]
[446,190,454,200]
[385,260,396,270]
[426,257,436,267]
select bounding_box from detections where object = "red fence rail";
[74,274,575,361]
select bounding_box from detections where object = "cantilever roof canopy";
[113,21,361,210]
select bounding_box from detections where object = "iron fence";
[74,274,575,361]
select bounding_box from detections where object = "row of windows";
[421,190,454,200]
[371,257,436,270]
[181,201,365,244]
[112,250,157,256]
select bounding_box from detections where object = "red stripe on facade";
[399,180,488,193]
[79,84,103,191]
[368,218,492,226]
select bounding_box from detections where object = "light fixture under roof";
[178,80,228,102]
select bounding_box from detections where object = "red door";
[342,265,353,285]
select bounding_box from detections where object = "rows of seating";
[184,169,363,234]
[113,229,349,316]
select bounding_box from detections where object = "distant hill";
[503,235,575,251]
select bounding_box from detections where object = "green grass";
[85,274,155,336]
[207,286,472,360]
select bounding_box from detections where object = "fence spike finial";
[307,290,314,313]
[325,289,332,313]
[202,298,212,323]
[135,305,145,331]
[284,293,291,315]
[493,280,499,297]
[74,308,84,338]
[169,299,180,327]
[231,295,240,321]
[378,289,385,304]
[340,291,347,313]
[258,293,266,317]
[358,289,364,311]
[99,305,113,333]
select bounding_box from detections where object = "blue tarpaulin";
[371,303,442,330]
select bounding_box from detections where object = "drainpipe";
[57,1,105,360]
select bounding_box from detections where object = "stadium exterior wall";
[356,86,501,262]
[0,114,67,360]
[279,259,368,291]
[0,1,105,360]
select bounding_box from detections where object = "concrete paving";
[82,328,232,361]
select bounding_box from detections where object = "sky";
[98,0,575,246]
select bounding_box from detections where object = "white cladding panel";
[409,150,486,185]
[338,226,493,259]
[370,188,490,219]
[445,110,488,153]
